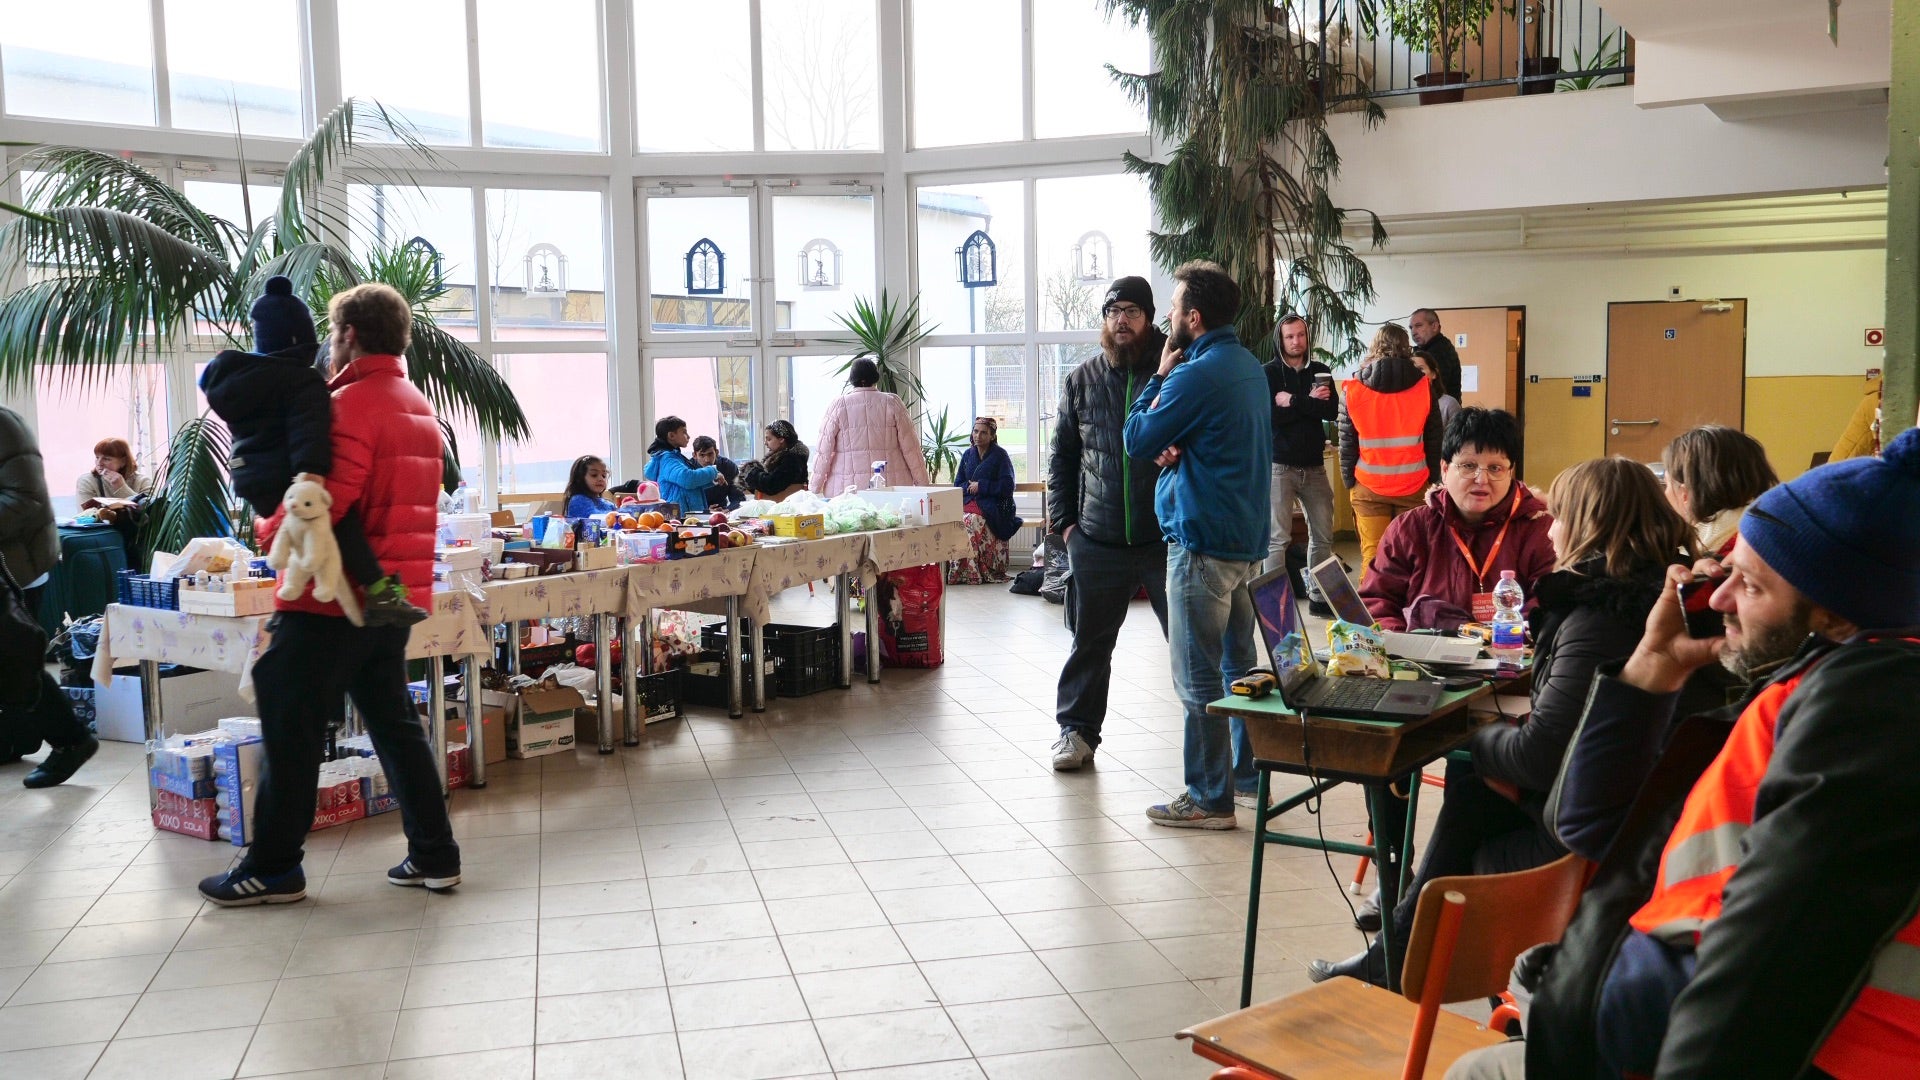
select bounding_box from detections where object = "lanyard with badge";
[1450,486,1522,623]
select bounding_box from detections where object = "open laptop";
[1250,566,1445,721]
[1308,557,1486,666]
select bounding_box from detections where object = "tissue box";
[575,546,619,572]
[770,514,825,540]
[866,487,962,526]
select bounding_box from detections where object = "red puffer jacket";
[1358,484,1556,632]
[257,354,440,617]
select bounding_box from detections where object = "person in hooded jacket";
[1338,323,1444,571]
[1360,407,1557,633]
[1312,455,1696,989]
[200,276,425,626]
[1046,276,1168,770]
[1265,313,1339,614]
[810,359,930,495]
[644,416,721,514]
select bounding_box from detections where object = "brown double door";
[1605,300,1747,463]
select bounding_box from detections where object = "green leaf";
[824,288,938,407]
[137,414,235,569]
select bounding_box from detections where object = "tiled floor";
[0,578,1418,1080]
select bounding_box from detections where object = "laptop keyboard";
[1313,677,1394,710]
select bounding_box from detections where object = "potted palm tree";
[0,100,529,564]
[825,289,937,405]
[1367,0,1497,104]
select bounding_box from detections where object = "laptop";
[1308,557,1486,666]
[1249,566,1445,721]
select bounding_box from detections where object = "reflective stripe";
[1361,460,1431,475]
[1662,820,1749,887]
[1868,940,1920,1000]
[1358,434,1424,449]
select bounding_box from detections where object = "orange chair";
[1177,854,1588,1080]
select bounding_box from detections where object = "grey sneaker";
[1145,793,1237,830]
[1232,789,1262,810]
[1051,731,1094,771]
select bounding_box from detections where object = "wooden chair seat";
[1179,978,1507,1080]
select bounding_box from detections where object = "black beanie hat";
[251,275,318,354]
[1103,276,1154,321]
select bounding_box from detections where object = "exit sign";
[1866,328,1885,346]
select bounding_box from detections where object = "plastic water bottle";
[454,481,476,515]
[868,461,890,491]
[1490,570,1526,666]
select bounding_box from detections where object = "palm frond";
[279,99,441,246]
[15,147,235,256]
[136,415,235,569]
[920,406,969,484]
[403,318,531,442]
[825,289,938,407]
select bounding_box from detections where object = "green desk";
[1207,683,1495,1005]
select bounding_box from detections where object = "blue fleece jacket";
[1122,326,1272,562]
[645,449,720,514]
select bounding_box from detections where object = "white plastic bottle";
[454,481,476,515]
[868,461,890,491]
[1490,570,1526,666]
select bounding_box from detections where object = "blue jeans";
[1167,544,1263,813]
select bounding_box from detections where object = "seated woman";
[1661,424,1778,562]
[1311,455,1697,990]
[948,416,1023,585]
[1360,407,1557,632]
[741,420,810,501]
[692,436,745,512]
[643,416,720,514]
[563,455,616,519]
[76,437,154,506]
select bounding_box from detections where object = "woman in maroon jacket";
[199,283,460,908]
[1358,407,1557,632]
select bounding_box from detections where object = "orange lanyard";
[1448,487,1522,591]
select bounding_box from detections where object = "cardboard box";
[94,667,258,744]
[867,486,963,526]
[771,513,825,540]
[450,704,510,765]
[510,683,583,759]
[150,768,216,801]
[311,799,367,831]
[447,742,472,787]
[152,790,220,840]
[176,578,277,617]
[575,545,619,572]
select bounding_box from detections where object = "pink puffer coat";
[810,387,931,496]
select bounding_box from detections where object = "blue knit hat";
[1740,426,1920,631]
[250,275,317,354]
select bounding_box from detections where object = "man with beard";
[1409,307,1462,402]
[1444,427,1920,1080]
[1264,313,1338,616]
[1123,261,1271,828]
[1047,276,1170,770]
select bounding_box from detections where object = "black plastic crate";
[679,650,777,710]
[635,668,681,724]
[765,623,839,697]
[115,571,179,610]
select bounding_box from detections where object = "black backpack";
[0,550,49,711]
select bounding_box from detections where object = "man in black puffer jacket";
[1046,276,1167,770]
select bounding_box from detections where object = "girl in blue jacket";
[644,416,720,514]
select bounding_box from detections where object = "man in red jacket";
[199,283,459,906]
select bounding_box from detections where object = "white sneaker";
[1233,791,1262,810]
[1051,731,1094,770]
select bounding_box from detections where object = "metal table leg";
[865,584,881,684]
[507,622,523,677]
[595,613,615,754]
[622,615,640,746]
[748,617,767,712]
[139,658,163,742]
[725,597,743,719]
[426,655,449,794]
[1367,780,1411,990]
[1239,768,1273,1008]
[834,573,853,689]
[462,654,486,788]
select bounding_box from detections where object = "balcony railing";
[1313,0,1633,105]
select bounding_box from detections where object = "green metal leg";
[1402,774,1422,900]
[1239,768,1272,1008]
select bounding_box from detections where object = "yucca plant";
[920,405,969,484]
[825,289,938,407]
[0,99,529,563]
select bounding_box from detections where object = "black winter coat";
[0,405,58,583]
[744,444,809,496]
[200,343,329,514]
[1048,329,1165,548]
[1264,356,1336,467]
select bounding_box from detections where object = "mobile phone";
[1677,575,1725,639]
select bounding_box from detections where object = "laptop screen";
[1310,556,1377,627]
[1249,567,1316,700]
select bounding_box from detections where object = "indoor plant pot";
[1414,71,1470,104]
[1520,55,1561,95]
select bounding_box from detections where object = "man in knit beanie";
[1446,427,1920,1079]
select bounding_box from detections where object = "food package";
[154,538,256,580]
[1324,620,1392,679]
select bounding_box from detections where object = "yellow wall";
[1520,374,1871,488]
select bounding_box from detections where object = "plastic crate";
[115,570,179,610]
[765,623,839,697]
[679,650,776,710]
[635,668,681,724]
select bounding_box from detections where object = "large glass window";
[1,0,154,127]
[1033,0,1151,139]
[920,345,1029,481]
[1035,173,1151,330]
[38,366,170,519]
[487,188,608,341]
[477,0,604,151]
[773,193,876,332]
[336,0,470,144]
[184,179,286,236]
[916,181,1025,336]
[911,0,1021,148]
[778,354,855,452]
[762,0,880,151]
[633,1,754,152]
[165,0,303,137]
[347,185,481,327]
[497,353,611,492]
[646,195,753,334]
[652,356,754,462]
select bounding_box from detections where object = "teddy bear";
[266,478,364,626]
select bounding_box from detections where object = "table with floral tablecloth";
[470,566,630,625]
[623,547,759,617]
[860,522,973,586]
[740,534,869,625]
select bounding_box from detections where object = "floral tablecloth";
[860,522,973,585]
[624,548,758,616]
[742,534,870,624]
[471,567,629,625]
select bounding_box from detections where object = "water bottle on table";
[1490,570,1525,666]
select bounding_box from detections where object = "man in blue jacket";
[1123,261,1272,828]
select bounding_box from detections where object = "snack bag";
[1324,619,1391,678]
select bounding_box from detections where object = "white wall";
[1363,245,1887,379]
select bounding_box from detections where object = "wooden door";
[1605,300,1747,462]
[1435,306,1521,413]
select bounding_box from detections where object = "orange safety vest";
[1630,646,1920,1078]
[1344,377,1433,498]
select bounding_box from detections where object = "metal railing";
[1313,0,1633,104]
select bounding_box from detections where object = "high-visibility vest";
[1630,645,1920,1078]
[1344,376,1433,498]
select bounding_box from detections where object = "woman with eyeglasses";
[948,416,1022,585]
[1358,406,1558,633]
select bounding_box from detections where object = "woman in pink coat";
[810,359,931,495]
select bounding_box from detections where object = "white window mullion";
[471,183,500,505]
[306,0,343,126]
[749,0,766,153]
[1019,0,1036,143]
[1022,176,1041,477]
[150,0,172,128]
[464,0,483,147]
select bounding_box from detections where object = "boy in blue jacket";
[1122,261,1271,829]
[644,417,720,514]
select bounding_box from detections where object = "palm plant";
[920,405,969,484]
[825,289,938,406]
[0,99,529,563]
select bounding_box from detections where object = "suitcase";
[37,525,130,636]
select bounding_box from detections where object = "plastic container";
[1490,570,1526,665]
[868,461,890,490]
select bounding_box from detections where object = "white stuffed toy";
[267,478,364,626]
